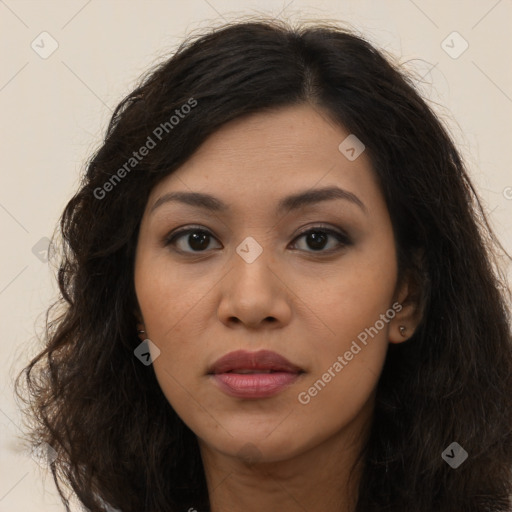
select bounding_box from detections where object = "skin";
[134,103,420,511]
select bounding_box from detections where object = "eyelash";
[163,224,352,255]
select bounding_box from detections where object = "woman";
[16,18,512,512]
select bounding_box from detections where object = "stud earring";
[137,329,146,335]
[399,325,407,337]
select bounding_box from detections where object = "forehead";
[146,104,383,217]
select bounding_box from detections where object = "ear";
[133,308,146,341]
[388,263,425,344]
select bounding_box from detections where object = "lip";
[208,349,305,399]
[208,349,303,374]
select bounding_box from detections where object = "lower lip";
[211,372,302,398]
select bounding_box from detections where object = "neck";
[198,406,372,512]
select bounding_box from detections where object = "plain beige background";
[1,1,511,510]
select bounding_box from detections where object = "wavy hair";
[15,18,512,512]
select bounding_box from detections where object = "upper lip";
[208,349,304,374]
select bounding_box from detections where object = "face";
[134,104,412,465]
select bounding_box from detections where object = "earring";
[399,325,407,337]
[137,329,146,335]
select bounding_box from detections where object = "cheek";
[302,230,397,343]
[134,251,221,399]
[292,299,392,440]
[293,238,397,407]
[135,250,210,338]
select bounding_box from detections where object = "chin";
[208,430,303,464]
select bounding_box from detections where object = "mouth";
[222,369,285,374]
[208,349,304,375]
[207,350,305,399]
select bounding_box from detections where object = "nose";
[216,242,292,330]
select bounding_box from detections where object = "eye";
[164,225,351,254]
[164,226,221,253]
[290,226,351,253]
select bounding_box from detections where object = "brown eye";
[165,228,221,253]
[164,225,351,255]
[290,227,351,253]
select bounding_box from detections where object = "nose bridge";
[231,234,276,293]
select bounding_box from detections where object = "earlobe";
[388,272,424,344]
[133,308,146,341]
[389,320,415,343]
[136,325,146,341]
[388,305,420,343]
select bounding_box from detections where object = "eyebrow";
[150,186,367,216]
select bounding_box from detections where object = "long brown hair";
[15,18,512,512]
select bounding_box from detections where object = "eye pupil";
[189,232,209,251]
[307,231,328,250]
